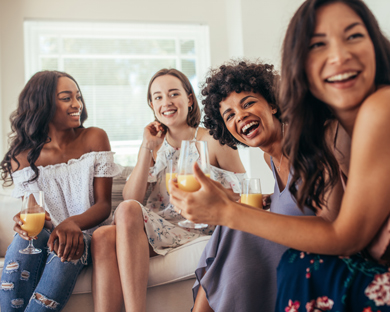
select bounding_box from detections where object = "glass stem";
[28,238,34,249]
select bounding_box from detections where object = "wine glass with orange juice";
[19,191,46,254]
[177,140,210,229]
[166,159,178,195]
[241,178,263,208]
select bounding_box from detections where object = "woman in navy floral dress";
[170,0,390,310]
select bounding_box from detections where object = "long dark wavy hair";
[0,70,87,186]
[201,60,280,149]
[147,68,201,129]
[280,0,390,212]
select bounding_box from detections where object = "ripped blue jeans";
[0,228,91,311]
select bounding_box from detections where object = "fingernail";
[61,258,64,262]
[68,258,71,262]
[76,252,80,255]
[19,221,23,225]
[58,253,62,257]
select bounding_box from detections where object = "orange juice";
[166,173,178,194]
[177,174,210,192]
[241,193,263,208]
[20,212,45,237]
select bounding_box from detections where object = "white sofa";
[0,167,210,312]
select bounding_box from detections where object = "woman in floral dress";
[91,68,246,312]
[170,0,390,310]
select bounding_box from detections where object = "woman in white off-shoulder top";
[91,68,246,312]
[0,71,121,312]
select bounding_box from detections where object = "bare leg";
[115,200,150,312]
[193,285,214,312]
[92,225,124,312]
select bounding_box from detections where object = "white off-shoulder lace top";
[11,151,122,234]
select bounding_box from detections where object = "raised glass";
[177,140,210,229]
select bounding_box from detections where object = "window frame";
[24,20,211,165]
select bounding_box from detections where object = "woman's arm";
[122,121,165,201]
[170,88,390,256]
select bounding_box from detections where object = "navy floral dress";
[276,249,390,311]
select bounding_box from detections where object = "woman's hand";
[47,219,84,262]
[13,212,30,240]
[142,121,166,150]
[13,211,51,240]
[169,162,232,225]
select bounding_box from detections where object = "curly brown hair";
[201,60,280,149]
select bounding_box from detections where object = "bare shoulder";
[359,86,390,116]
[197,127,245,172]
[198,127,232,152]
[11,150,30,172]
[352,86,390,160]
[196,127,212,141]
[78,127,111,152]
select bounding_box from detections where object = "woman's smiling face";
[305,2,376,113]
[51,77,83,130]
[219,91,280,148]
[150,75,193,128]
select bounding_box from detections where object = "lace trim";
[12,151,116,176]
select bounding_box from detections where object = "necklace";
[275,123,285,173]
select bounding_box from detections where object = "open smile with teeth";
[326,71,359,82]
[69,112,80,117]
[162,110,176,116]
[241,121,259,136]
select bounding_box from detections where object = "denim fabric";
[0,229,91,311]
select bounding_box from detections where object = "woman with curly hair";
[0,70,120,311]
[171,0,390,310]
[190,60,316,312]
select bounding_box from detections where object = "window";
[24,21,210,165]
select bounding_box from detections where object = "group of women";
[1,0,390,311]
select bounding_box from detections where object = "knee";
[114,200,143,229]
[91,226,116,259]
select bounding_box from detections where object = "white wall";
[1,0,390,194]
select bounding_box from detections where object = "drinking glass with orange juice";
[177,140,210,229]
[241,178,263,208]
[19,191,46,254]
[166,159,178,195]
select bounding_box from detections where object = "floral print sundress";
[276,249,390,311]
[127,134,246,256]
